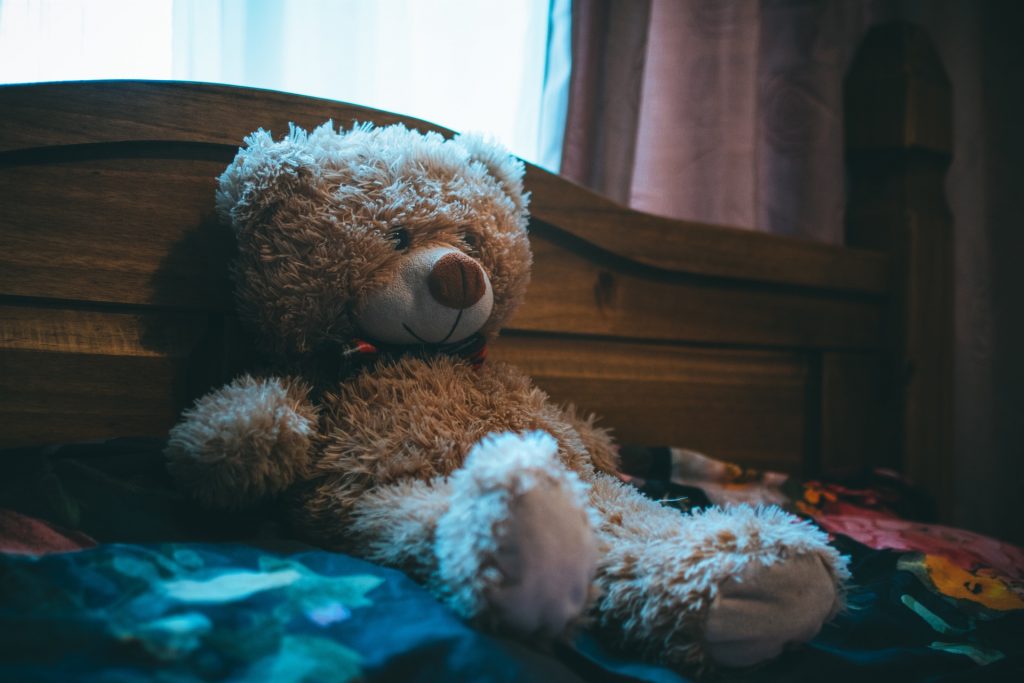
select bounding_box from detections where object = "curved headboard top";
[0,80,887,294]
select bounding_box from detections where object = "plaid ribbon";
[342,334,488,370]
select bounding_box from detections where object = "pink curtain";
[563,0,885,241]
[560,0,1023,545]
[559,0,651,205]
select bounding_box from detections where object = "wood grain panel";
[1,147,884,352]
[0,154,234,309]
[491,335,812,473]
[524,167,889,294]
[820,352,891,475]
[0,81,889,293]
[2,306,206,357]
[511,227,883,350]
[0,306,211,447]
[0,350,179,446]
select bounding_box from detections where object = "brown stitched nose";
[428,251,486,309]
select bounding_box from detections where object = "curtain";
[0,0,571,169]
[559,0,651,205]
[562,0,880,240]
[562,0,1023,545]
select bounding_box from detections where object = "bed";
[0,23,1021,682]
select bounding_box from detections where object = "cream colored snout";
[356,246,494,345]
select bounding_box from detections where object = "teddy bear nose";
[428,251,487,309]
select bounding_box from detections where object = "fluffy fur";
[589,475,848,669]
[215,122,531,355]
[165,375,317,507]
[166,122,848,674]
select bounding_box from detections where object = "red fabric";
[0,508,96,556]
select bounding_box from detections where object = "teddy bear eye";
[460,229,480,255]
[387,226,411,251]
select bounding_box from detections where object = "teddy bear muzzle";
[355,245,495,346]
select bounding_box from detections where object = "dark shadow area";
[143,194,259,418]
[981,1,1024,546]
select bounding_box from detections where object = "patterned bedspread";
[1,439,1021,682]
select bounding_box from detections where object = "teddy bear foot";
[672,505,848,669]
[435,431,598,638]
[703,552,840,667]
[485,477,598,637]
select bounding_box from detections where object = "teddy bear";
[165,121,849,672]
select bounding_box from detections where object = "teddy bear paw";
[435,431,598,638]
[703,552,841,667]
[484,477,598,637]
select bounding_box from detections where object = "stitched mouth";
[402,309,464,345]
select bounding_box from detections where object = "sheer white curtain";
[0,0,570,169]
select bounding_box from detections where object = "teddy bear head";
[215,122,532,357]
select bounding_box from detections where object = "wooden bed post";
[844,23,954,520]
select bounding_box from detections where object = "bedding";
[1,439,1021,682]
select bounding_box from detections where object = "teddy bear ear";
[215,123,324,232]
[454,133,529,216]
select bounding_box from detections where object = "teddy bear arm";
[588,473,848,672]
[165,374,318,508]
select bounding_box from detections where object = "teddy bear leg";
[352,431,598,638]
[588,473,848,672]
[435,431,599,638]
[345,476,457,581]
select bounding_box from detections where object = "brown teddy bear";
[165,122,848,672]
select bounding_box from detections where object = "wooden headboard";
[0,25,953,507]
